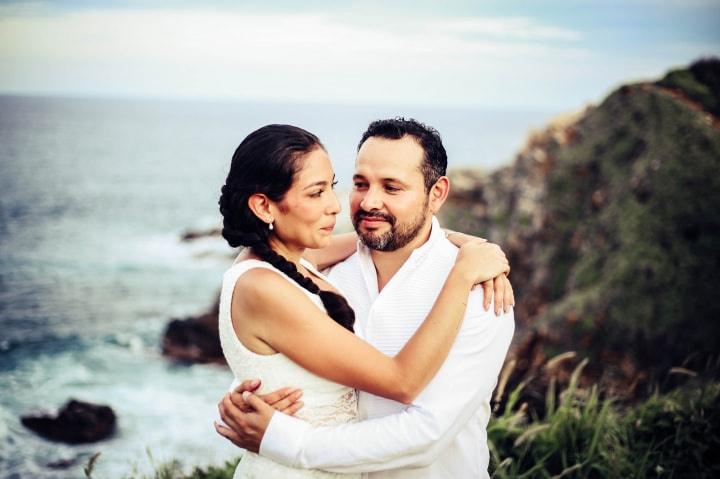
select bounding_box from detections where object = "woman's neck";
[267,235,305,266]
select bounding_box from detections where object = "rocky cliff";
[440,58,720,399]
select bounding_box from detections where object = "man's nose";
[360,187,383,211]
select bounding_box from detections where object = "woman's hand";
[454,241,510,284]
[446,231,514,315]
[453,241,513,315]
[481,274,514,315]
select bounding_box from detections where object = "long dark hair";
[218,124,354,332]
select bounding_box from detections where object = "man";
[216,118,515,477]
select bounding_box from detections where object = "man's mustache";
[353,209,396,226]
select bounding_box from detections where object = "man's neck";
[369,219,433,292]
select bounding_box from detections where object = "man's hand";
[215,380,304,452]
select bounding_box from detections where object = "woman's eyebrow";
[303,180,329,190]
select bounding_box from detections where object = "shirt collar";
[356,216,443,297]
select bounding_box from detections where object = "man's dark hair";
[357,118,447,192]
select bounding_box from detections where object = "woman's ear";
[247,193,273,224]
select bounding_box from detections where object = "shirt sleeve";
[259,292,515,473]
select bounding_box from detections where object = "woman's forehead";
[295,147,334,185]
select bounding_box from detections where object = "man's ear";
[247,193,273,223]
[428,176,450,214]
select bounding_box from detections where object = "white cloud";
[0,7,688,109]
[0,10,582,60]
[433,17,581,41]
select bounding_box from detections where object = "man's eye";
[385,185,400,192]
[353,182,368,189]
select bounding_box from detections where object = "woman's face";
[271,147,340,250]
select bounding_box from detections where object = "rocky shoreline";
[162,296,225,364]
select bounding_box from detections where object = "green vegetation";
[538,76,720,372]
[657,58,720,117]
[84,451,241,479]
[489,361,720,478]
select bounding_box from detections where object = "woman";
[216,124,510,478]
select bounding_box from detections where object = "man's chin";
[357,231,393,251]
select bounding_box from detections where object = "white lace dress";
[219,258,360,479]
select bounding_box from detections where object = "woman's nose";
[328,189,341,214]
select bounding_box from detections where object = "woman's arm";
[231,241,508,405]
[302,232,357,270]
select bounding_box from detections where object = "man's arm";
[219,292,514,472]
[302,232,357,270]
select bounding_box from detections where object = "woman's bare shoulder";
[231,266,317,319]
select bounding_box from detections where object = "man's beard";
[352,198,430,252]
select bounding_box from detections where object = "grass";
[83,449,241,479]
[489,359,621,478]
[488,360,720,478]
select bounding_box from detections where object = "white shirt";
[260,218,515,478]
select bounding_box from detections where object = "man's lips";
[359,217,388,226]
[354,210,394,228]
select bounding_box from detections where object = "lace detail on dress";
[297,388,358,427]
[219,259,360,479]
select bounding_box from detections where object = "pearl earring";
[267,218,274,231]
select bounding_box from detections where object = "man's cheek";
[348,198,362,217]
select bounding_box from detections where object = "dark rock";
[162,296,225,364]
[46,457,79,469]
[21,399,116,444]
[181,226,222,242]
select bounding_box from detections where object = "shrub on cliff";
[657,57,720,117]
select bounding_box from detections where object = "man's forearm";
[262,390,490,472]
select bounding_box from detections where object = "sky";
[1,0,719,110]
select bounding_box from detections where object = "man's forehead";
[354,136,424,173]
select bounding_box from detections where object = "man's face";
[350,135,431,251]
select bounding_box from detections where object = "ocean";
[0,95,554,477]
